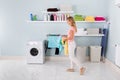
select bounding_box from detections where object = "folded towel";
[95,16,105,21]
[74,15,84,21]
[85,16,95,22]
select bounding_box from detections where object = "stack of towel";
[85,16,95,22]
[74,15,84,21]
[95,16,105,21]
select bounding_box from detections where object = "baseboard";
[105,58,120,74]
[0,56,26,60]
[0,56,90,61]
[0,56,69,61]
[45,56,69,61]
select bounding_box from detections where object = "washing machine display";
[30,48,39,56]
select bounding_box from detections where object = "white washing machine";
[26,41,45,64]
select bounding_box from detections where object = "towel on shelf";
[95,16,105,21]
[74,15,84,21]
[85,16,95,22]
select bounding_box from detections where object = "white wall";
[106,0,120,63]
[0,0,108,56]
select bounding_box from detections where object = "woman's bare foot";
[80,67,86,75]
[66,68,74,72]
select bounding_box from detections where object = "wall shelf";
[75,34,104,37]
[27,20,106,23]
[76,21,106,23]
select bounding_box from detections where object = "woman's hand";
[62,36,67,41]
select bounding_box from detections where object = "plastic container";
[44,14,47,21]
[57,15,60,21]
[47,14,50,21]
[53,14,57,21]
[33,15,37,21]
[30,13,33,21]
[50,14,54,21]
[90,46,102,62]
[64,14,67,21]
[86,28,100,34]
[61,14,65,21]
[76,46,87,63]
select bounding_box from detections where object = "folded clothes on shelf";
[74,15,84,21]
[85,16,95,22]
[47,8,59,12]
[95,16,106,21]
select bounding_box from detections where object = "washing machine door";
[30,48,39,56]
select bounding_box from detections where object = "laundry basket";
[76,46,87,63]
[90,46,102,62]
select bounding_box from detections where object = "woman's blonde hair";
[67,16,77,32]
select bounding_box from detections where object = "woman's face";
[67,20,72,26]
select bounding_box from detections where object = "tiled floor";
[0,59,120,80]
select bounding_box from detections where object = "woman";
[62,16,85,75]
